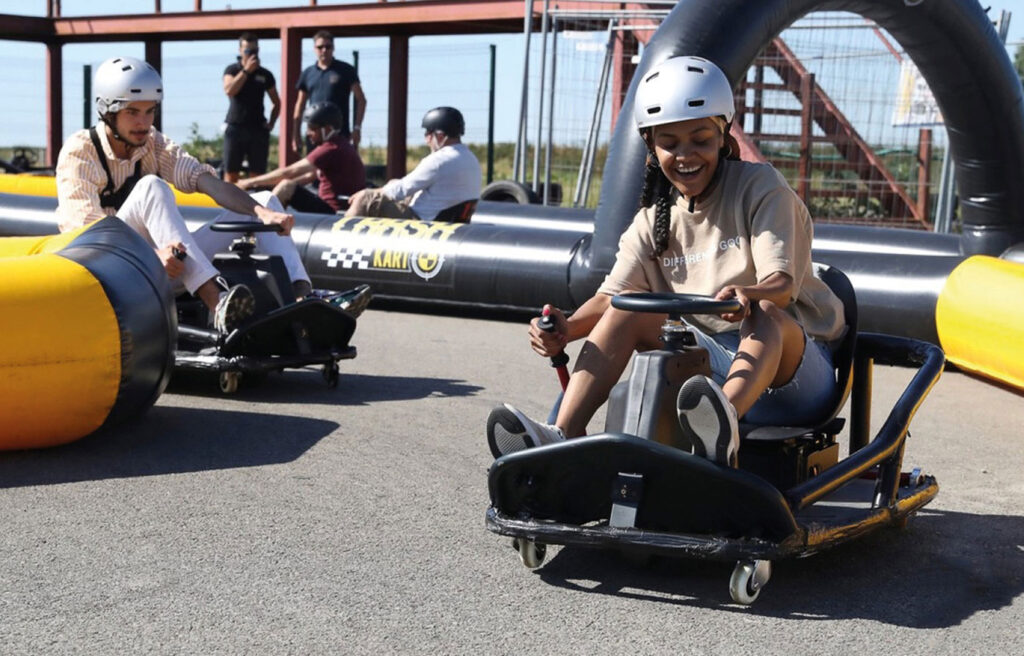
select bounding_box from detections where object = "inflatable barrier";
[0,172,218,208]
[937,256,1024,390]
[0,217,176,449]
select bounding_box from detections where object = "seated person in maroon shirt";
[238,102,366,213]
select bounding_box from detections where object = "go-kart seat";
[433,199,478,223]
[739,263,858,442]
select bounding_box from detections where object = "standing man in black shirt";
[222,32,281,183]
[291,30,367,156]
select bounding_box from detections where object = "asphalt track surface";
[1,307,1022,655]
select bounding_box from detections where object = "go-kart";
[485,265,944,604]
[174,221,360,393]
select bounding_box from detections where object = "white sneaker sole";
[677,376,739,466]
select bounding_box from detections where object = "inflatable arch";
[0,218,176,449]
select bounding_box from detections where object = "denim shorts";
[691,326,837,426]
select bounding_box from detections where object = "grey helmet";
[303,101,344,131]
[421,106,465,136]
[94,56,163,117]
[633,56,735,130]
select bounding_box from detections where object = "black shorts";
[288,185,337,214]
[223,123,270,174]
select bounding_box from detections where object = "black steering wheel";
[209,221,284,234]
[611,292,742,317]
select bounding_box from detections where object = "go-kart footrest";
[609,472,644,529]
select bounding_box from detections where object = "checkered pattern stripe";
[321,244,373,270]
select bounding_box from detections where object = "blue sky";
[1,0,1023,151]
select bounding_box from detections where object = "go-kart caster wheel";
[219,371,240,394]
[729,559,772,605]
[322,362,339,388]
[513,537,547,569]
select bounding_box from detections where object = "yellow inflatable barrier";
[936,255,1024,390]
[0,218,176,449]
[0,172,218,207]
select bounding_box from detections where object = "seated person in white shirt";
[56,56,312,334]
[344,107,482,221]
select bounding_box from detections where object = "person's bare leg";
[195,278,222,313]
[555,307,664,437]
[272,179,297,206]
[721,300,805,418]
[224,171,240,184]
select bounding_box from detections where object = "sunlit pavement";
[0,308,1021,654]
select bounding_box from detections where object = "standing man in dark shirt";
[222,32,280,183]
[292,30,367,156]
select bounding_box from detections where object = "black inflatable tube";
[58,217,177,425]
[182,205,589,312]
[0,194,963,339]
[811,249,961,345]
[583,0,1024,294]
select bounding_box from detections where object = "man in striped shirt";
[56,56,312,333]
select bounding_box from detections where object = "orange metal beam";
[18,1,532,43]
[46,43,62,168]
[280,27,303,167]
[145,40,162,131]
[387,35,409,180]
[0,14,54,40]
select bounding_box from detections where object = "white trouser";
[116,175,310,295]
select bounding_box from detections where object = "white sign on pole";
[892,59,944,127]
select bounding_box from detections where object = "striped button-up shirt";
[56,125,216,232]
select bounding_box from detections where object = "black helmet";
[421,106,464,136]
[304,101,344,130]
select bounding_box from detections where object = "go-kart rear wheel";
[322,362,339,388]
[513,538,547,569]
[219,371,240,394]
[729,559,771,605]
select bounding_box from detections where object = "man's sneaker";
[487,403,566,458]
[320,284,373,318]
[213,284,255,334]
[676,375,740,467]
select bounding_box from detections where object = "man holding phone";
[222,32,280,183]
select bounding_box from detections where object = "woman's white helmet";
[633,56,735,130]
[94,56,163,117]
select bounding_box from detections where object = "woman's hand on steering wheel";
[716,285,751,323]
[529,304,568,357]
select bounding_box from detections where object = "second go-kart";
[175,221,363,393]
[485,265,944,604]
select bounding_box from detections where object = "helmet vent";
[646,105,661,115]
[687,66,704,73]
[688,99,705,108]
[130,88,141,93]
[121,64,132,72]
[644,71,660,83]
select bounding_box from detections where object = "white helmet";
[94,56,163,117]
[633,56,735,130]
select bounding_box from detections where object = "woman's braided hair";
[639,130,674,258]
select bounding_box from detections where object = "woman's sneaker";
[213,284,255,334]
[487,403,566,458]
[676,375,739,467]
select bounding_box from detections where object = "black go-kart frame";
[174,221,358,393]
[485,265,944,604]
